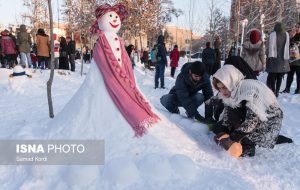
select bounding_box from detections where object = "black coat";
[156,35,167,65]
[202,47,216,65]
[67,40,76,55]
[169,63,214,117]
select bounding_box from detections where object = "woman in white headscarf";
[212,65,292,158]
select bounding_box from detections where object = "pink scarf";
[93,31,160,137]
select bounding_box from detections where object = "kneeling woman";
[212,65,292,158]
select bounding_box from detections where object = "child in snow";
[212,65,292,158]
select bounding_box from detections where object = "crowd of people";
[0,25,78,72]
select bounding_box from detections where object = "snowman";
[51,4,160,138]
[8,65,33,95]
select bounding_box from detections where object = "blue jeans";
[160,93,205,117]
[155,62,165,88]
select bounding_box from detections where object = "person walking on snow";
[241,28,266,76]
[266,22,290,97]
[154,35,167,89]
[36,28,50,70]
[66,36,76,72]
[170,44,180,78]
[17,24,32,68]
[202,41,216,76]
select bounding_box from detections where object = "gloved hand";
[205,96,222,106]
[195,112,216,125]
[204,117,216,125]
[214,133,243,158]
[194,112,206,123]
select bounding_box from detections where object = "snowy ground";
[0,59,299,190]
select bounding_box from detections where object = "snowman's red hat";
[95,3,128,21]
[90,3,128,33]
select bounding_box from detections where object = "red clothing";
[30,53,38,63]
[170,48,180,67]
[1,36,16,55]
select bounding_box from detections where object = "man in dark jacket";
[66,36,76,72]
[155,35,168,89]
[160,61,215,124]
[202,42,216,76]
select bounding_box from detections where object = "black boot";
[276,135,293,144]
[241,138,255,157]
[295,89,300,94]
[281,88,290,93]
[241,144,255,157]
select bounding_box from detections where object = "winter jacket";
[1,36,16,55]
[169,62,214,117]
[266,31,290,73]
[242,40,266,71]
[170,47,180,67]
[156,35,167,65]
[67,40,76,55]
[17,25,31,53]
[36,34,50,57]
[142,50,149,63]
[202,47,216,65]
[220,101,282,148]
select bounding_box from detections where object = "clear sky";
[0,0,231,34]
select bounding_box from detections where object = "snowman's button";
[116,48,120,51]
[115,37,118,41]
[118,58,121,61]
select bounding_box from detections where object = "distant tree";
[231,0,298,40]
[22,0,49,41]
[207,5,223,44]
[119,0,180,51]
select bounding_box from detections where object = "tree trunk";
[80,31,84,76]
[47,0,55,118]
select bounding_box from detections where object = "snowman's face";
[98,11,121,33]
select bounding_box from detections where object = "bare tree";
[207,3,223,44]
[180,0,204,55]
[118,0,180,50]
[230,0,299,41]
[23,0,50,41]
[47,0,55,118]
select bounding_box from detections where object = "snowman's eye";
[116,16,118,19]
[110,14,112,17]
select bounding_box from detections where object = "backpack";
[150,48,157,62]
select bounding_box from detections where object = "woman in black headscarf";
[224,56,257,80]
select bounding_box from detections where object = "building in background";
[164,25,201,52]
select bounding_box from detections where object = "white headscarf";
[213,65,279,121]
